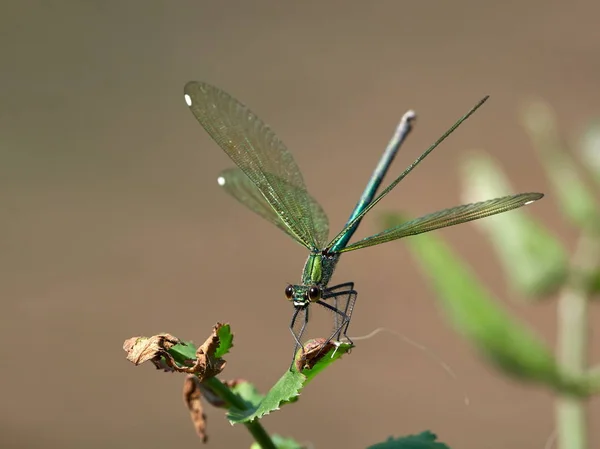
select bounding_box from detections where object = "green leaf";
[461,153,568,297]
[367,431,450,449]
[250,435,304,449]
[228,370,304,423]
[227,342,352,423]
[587,366,600,393]
[387,215,591,396]
[579,120,600,185]
[230,381,264,409]
[215,324,233,358]
[520,100,600,231]
[172,340,197,358]
[169,341,198,366]
[587,269,600,296]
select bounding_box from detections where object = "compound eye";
[307,286,321,302]
[284,285,294,300]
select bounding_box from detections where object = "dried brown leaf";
[183,376,208,443]
[123,334,180,367]
[122,324,229,380]
[295,338,336,371]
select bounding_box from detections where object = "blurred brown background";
[2,1,599,448]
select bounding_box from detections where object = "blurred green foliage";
[389,99,600,449]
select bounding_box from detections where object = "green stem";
[555,232,600,449]
[204,377,277,449]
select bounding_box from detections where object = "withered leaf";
[123,334,181,369]
[123,324,229,380]
[183,376,208,443]
[180,323,228,380]
[295,338,337,371]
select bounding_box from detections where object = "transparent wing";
[325,96,489,252]
[218,168,329,246]
[185,81,327,250]
[338,192,543,253]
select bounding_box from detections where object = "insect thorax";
[301,252,340,287]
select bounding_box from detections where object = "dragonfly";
[183,81,543,358]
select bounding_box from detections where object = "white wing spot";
[217,176,226,186]
[524,200,535,205]
[184,94,192,106]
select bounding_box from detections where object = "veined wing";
[218,168,329,246]
[325,96,490,253]
[184,81,326,250]
[338,192,543,253]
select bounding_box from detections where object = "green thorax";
[301,251,340,287]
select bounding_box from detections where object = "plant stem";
[204,377,277,449]
[555,232,600,449]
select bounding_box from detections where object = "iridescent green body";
[183,80,544,359]
[290,252,341,307]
